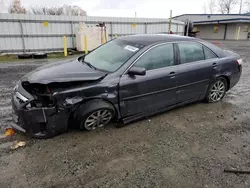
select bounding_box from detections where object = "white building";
[174,13,250,40]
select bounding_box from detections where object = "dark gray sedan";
[11,34,242,138]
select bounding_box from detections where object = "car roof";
[119,34,196,45]
[119,34,227,58]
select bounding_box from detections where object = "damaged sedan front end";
[12,82,70,138]
[11,58,110,138]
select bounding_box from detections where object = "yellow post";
[63,36,67,57]
[114,34,118,38]
[236,26,241,40]
[104,32,107,43]
[101,31,105,44]
[84,35,88,54]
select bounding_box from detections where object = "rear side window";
[178,43,205,64]
[134,43,174,70]
[204,47,217,59]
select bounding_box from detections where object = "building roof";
[194,18,250,24]
[119,34,194,45]
[173,13,250,19]
[173,13,250,25]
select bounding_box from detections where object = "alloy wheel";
[84,109,113,130]
[209,80,226,102]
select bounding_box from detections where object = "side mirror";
[128,67,146,76]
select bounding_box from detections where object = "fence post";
[63,36,67,56]
[144,23,147,34]
[70,21,74,48]
[19,21,26,53]
[236,26,241,40]
[110,22,113,39]
[84,35,88,54]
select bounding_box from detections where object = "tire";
[205,77,228,103]
[33,53,48,59]
[75,100,115,131]
[18,54,32,59]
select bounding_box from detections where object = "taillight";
[237,59,243,65]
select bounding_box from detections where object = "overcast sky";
[3,0,242,18]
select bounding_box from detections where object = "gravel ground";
[1,42,250,188]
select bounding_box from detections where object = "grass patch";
[0,55,19,62]
[47,53,65,59]
[0,52,81,63]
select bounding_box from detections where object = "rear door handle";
[169,72,176,77]
[212,63,217,68]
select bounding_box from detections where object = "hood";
[21,58,107,84]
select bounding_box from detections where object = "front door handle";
[169,72,176,77]
[212,63,217,68]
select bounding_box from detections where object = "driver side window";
[134,43,174,71]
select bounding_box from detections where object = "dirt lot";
[0,41,250,188]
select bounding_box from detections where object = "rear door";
[176,42,218,102]
[119,43,178,117]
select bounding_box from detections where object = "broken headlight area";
[24,99,55,109]
[22,82,55,108]
[21,81,87,109]
[29,97,55,108]
[22,82,52,95]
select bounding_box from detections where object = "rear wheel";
[205,77,227,103]
[76,100,115,131]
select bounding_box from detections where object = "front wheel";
[205,77,227,103]
[83,109,113,131]
[75,100,115,131]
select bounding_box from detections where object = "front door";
[119,43,178,118]
[176,42,219,102]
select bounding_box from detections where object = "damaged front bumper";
[11,85,69,138]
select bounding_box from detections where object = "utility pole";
[239,0,243,14]
[168,10,172,34]
[186,17,190,36]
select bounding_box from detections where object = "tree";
[29,5,87,16]
[8,0,27,14]
[202,0,217,14]
[202,3,207,13]
[244,1,250,13]
[29,6,48,15]
[30,6,64,15]
[218,0,239,14]
[208,0,217,14]
[63,5,87,16]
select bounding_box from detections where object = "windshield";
[84,39,144,72]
